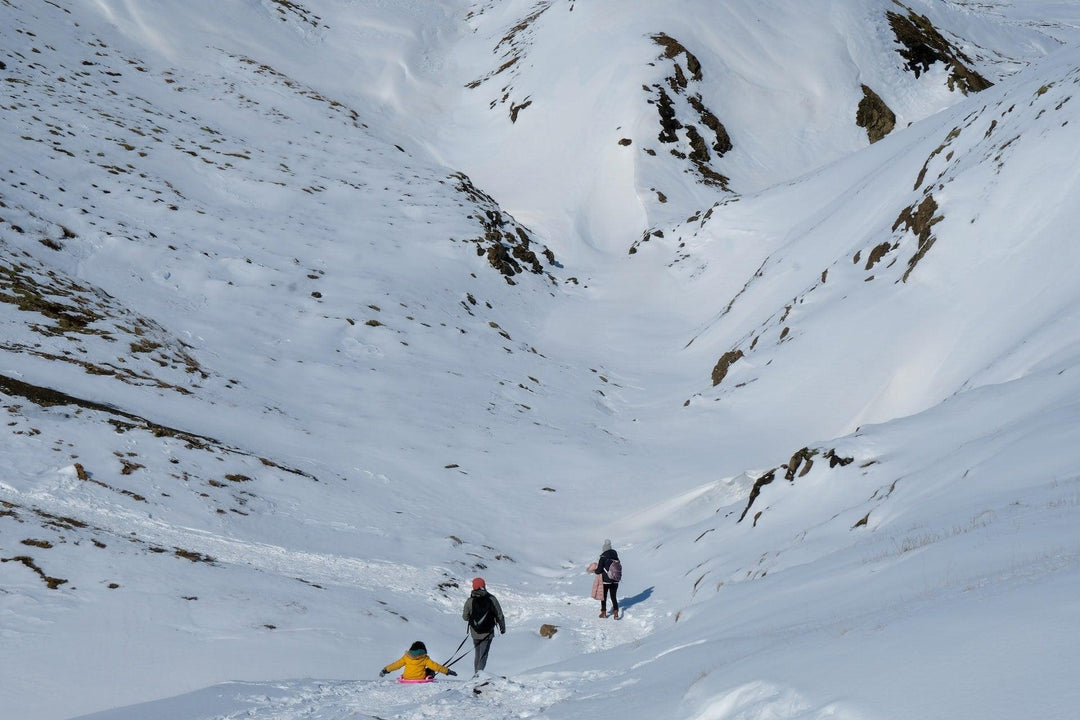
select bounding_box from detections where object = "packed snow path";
[78,674,590,720]
[76,574,659,720]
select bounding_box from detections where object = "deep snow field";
[2,1,1080,718]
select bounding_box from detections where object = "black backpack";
[469,593,496,633]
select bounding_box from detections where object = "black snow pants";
[602,582,619,615]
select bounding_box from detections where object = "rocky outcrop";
[737,447,856,524]
[856,84,896,143]
[451,172,558,284]
[711,349,744,387]
[888,8,993,94]
[646,34,732,190]
[894,194,943,282]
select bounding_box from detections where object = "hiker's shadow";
[620,586,653,611]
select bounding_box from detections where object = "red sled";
[397,677,435,684]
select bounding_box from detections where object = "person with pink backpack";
[592,539,622,618]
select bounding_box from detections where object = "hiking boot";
[598,610,607,618]
[613,609,620,619]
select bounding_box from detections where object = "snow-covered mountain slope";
[440,0,1070,251]
[2,1,1079,719]
[665,45,1080,437]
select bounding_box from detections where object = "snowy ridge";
[444,0,1044,250]
[2,1,1080,719]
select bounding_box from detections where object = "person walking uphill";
[380,641,456,681]
[462,577,505,677]
[593,539,622,619]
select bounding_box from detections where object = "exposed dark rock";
[174,548,215,564]
[486,243,520,278]
[738,447,857,525]
[785,447,817,481]
[1,555,67,589]
[0,263,99,334]
[738,469,776,523]
[915,126,962,190]
[856,84,896,143]
[656,88,682,143]
[893,194,943,281]
[824,449,855,468]
[509,98,532,123]
[685,124,710,163]
[695,164,730,189]
[647,34,732,189]
[688,94,732,156]
[864,241,893,270]
[451,172,556,281]
[652,34,702,82]
[711,349,744,386]
[268,0,324,28]
[888,8,993,94]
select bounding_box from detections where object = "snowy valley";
[2,1,1079,718]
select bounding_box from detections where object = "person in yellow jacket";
[379,641,457,681]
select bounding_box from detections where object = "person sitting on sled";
[379,641,457,681]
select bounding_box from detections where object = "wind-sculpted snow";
[662,45,1080,439]
[3,1,1080,719]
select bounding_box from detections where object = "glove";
[379,668,388,677]
[500,628,505,635]
[447,669,457,676]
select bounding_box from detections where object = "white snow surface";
[2,1,1079,718]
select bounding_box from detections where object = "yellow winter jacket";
[383,652,451,680]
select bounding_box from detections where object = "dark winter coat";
[462,587,505,640]
[594,548,620,585]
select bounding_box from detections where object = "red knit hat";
[472,577,486,590]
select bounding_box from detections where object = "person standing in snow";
[379,640,457,681]
[462,577,505,677]
[593,539,622,618]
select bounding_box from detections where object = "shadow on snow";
[620,586,653,611]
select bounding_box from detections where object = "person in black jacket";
[593,539,621,619]
[462,577,505,677]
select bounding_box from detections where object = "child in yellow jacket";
[380,641,457,681]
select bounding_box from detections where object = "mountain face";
[2,1,1079,719]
